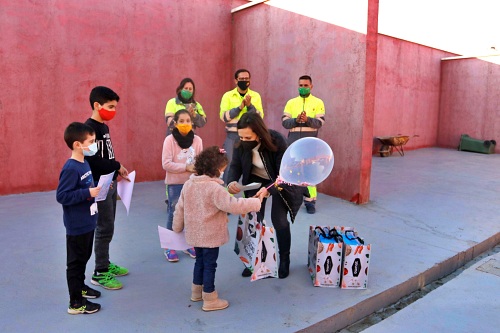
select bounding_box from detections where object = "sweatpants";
[94,180,117,272]
[67,230,94,304]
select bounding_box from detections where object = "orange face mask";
[176,123,192,136]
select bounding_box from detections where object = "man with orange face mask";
[84,86,130,291]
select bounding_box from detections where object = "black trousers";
[66,230,94,304]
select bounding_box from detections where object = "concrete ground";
[360,250,500,333]
[0,148,499,332]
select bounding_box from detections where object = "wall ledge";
[442,53,500,61]
[231,0,269,14]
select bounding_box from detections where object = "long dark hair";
[236,113,277,152]
[176,78,196,103]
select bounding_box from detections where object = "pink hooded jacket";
[173,174,261,248]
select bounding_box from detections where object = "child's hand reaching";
[253,187,269,202]
[186,164,195,173]
[89,186,102,198]
[119,164,131,181]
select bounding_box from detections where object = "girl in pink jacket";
[162,109,203,262]
[173,146,262,311]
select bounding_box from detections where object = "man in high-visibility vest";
[282,75,325,214]
[219,69,264,184]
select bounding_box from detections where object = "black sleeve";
[227,144,243,184]
[84,154,121,179]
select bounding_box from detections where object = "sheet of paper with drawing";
[95,171,115,202]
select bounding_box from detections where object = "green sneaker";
[108,262,129,276]
[91,271,123,290]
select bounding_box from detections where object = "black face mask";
[240,140,259,150]
[237,80,249,91]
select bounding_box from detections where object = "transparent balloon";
[279,137,334,186]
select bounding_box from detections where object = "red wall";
[0,0,233,195]
[231,4,372,202]
[3,1,497,201]
[373,35,454,153]
[438,57,500,151]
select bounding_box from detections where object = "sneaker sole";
[82,294,99,299]
[166,258,179,262]
[164,254,179,262]
[67,307,100,315]
[183,252,196,259]
[91,279,123,290]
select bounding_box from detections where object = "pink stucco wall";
[3,0,496,201]
[231,4,371,202]
[0,0,232,195]
[373,35,455,153]
[438,57,500,151]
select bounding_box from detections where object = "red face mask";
[98,107,116,121]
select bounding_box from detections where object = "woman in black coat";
[227,113,303,278]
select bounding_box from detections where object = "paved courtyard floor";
[0,148,498,332]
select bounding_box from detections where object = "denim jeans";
[193,247,219,293]
[166,184,183,230]
[94,180,117,272]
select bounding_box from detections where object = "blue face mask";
[82,142,98,157]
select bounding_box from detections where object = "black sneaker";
[305,202,316,214]
[82,285,101,299]
[68,299,101,315]
[241,267,252,277]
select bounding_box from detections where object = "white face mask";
[82,142,98,157]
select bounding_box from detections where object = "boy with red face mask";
[84,86,130,290]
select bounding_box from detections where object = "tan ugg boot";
[202,291,229,311]
[191,284,202,302]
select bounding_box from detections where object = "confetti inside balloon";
[279,137,334,186]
